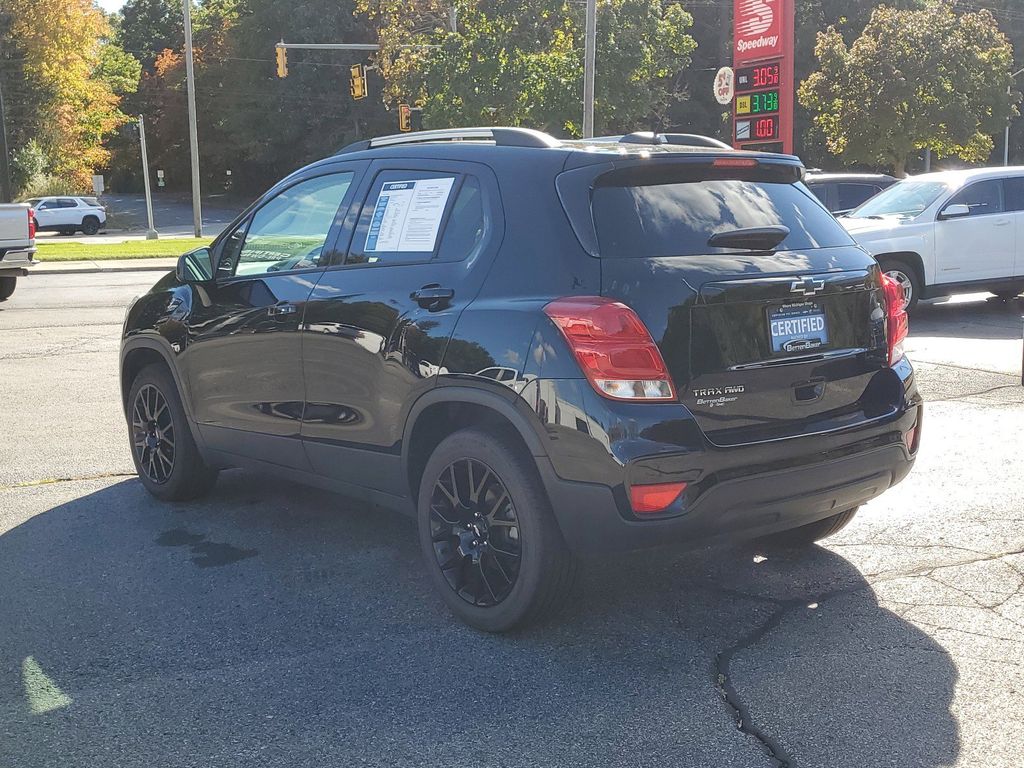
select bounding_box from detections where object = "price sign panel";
[732,0,794,154]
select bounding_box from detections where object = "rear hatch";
[557,153,896,447]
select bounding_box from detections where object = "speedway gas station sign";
[732,0,794,153]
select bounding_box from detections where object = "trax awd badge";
[692,384,745,408]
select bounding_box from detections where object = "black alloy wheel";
[131,383,176,484]
[81,216,100,235]
[417,428,576,632]
[428,458,522,607]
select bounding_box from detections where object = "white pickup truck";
[0,203,37,301]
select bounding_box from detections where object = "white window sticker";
[365,177,456,253]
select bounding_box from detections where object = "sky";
[97,0,125,12]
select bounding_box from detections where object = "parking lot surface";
[1,272,1022,768]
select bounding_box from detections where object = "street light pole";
[182,0,202,237]
[582,0,596,138]
[1004,67,1024,167]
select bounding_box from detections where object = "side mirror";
[938,203,971,220]
[176,247,214,283]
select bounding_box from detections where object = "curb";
[31,261,176,275]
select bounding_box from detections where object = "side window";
[1004,178,1024,212]
[348,171,463,265]
[945,180,1004,217]
[807,183,829,205]
[57,198,78,208]
[437,177,485,262]
[837,183,878,212]
[37,200,55,210]
[234,172,353,277]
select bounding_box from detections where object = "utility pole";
[0,80,11,203]
[1005,69,1024,167]
[138,116,158,240]
[182,0,202,236]
[582,0,597,138]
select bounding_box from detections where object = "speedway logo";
[734,0,783,58]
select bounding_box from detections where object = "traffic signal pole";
[182,0,202,237]
[582,0,596,138]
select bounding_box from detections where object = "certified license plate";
[768,303,829,354]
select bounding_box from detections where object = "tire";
[0,277,15,301]
[417,427,577,632]
[878,258,921,312]
[80,216,100,235]
[59,227,76,236]
[127,363,217,501]
[761,507,859,548]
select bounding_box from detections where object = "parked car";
[26,195,107,235]
[120,128,921,631]
[842,167,1024,310]
[805,172,897,216]
[0,203,36,300]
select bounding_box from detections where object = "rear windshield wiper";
[707,225,790,252]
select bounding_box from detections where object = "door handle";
[411,284,455,310]
[995,219,1012,226]
[267,302,298,318]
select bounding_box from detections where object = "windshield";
[848,181,948,219]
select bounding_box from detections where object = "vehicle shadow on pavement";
[912,296,1024,340]
[0,473,959,768]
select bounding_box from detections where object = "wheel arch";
[120,338,192,419]
[874,251,925,286]
[402,385,549,506]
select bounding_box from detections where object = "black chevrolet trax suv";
[121,128,921,631]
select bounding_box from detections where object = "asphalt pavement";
[1,272,1022,768]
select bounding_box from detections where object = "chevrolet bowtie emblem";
[790,277,825,296]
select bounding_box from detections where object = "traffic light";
[350,64,367,100]
[275,44,288,78]
[398,103,412,132]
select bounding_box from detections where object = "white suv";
[26,196,107,236]
[841,167,1024,310]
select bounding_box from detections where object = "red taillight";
[880,273,908,365]
[543,296,675,401]
[27,208,36,239]
[630,482,688,514]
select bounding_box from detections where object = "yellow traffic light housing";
[350,64,367,100]
[399,103,412,132]
[275,44,288,78]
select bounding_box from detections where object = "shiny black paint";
[120,141,921,554]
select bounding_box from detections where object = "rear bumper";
[0,248,36,277]
[540,437,915,554]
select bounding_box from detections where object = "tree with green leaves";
[360,0,696,137]
[799,1,1018,175]
[0,0,138,192]
[117,0,185,71]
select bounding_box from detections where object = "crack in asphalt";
[0,472,136,491]
[926,383,1024,403]
[706,544,1024,767]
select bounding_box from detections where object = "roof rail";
[337,127,561,154]
[616,131,733,149]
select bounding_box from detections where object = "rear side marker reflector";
[544,296,676,401]
[631,482,688,514]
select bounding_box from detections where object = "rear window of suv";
[592,177,853,258]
